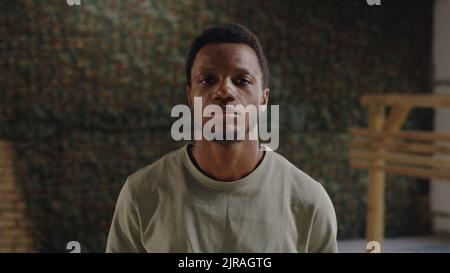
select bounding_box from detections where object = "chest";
[142,191,304,252]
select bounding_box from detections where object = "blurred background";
[0,0,447,252]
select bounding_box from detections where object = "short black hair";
[185,23,269,89]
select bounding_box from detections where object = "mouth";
[211,106,241,117]
[211,112,237,118]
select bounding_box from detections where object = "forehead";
[192,43,261,75]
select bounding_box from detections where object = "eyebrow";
[194,67,257,79]
[194,67,216,76]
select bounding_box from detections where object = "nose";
[213,79,236,103]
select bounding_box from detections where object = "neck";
[189,140,264,182]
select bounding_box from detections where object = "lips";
[210,105,241,117]
[211,112,237,118]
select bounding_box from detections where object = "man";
[106,23,338,253]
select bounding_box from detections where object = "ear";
[261,88,270,106]
[186,86,192,108]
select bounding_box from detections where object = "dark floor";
[338,236,450,253]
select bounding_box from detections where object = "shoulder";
[270,152,329,208]
[270,152,337,244]
[125,146,184,199]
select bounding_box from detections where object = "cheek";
[188,89,204,103]
[191,85,214,97]
[243,88,262,105]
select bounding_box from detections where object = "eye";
[199,76,215,85]
[235,78,252,86]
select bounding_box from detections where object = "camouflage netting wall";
[0,0,433,252]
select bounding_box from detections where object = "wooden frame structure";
[349,94,450,244]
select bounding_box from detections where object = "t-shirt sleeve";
[307,184,338,253]
[106,179,146,253]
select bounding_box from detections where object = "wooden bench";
[349,94,450,246]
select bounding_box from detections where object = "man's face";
[187,43,269,141]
